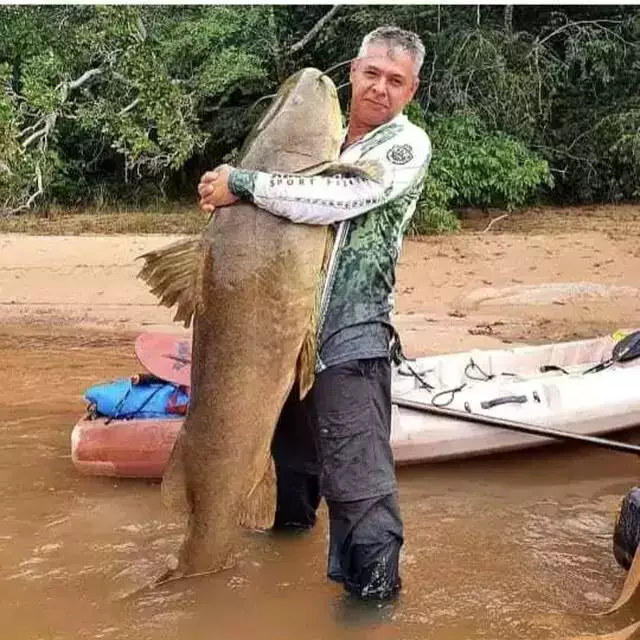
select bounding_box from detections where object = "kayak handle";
[480,394,528,410]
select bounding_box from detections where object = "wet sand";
[2,206,640,639]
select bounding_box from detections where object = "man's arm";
[225,131,432,225]
[228,169,393,225]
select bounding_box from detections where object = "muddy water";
[3,326,640,640]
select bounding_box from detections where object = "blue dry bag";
[84,377,189,420]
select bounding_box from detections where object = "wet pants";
[270,357,403,600]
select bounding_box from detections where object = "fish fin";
[297,228,334,399]
[238,457,276,531]
[137,236,204,328]
[161,428,190,517]
[299,159,385,183]
[295,160,335,177]
[597,545,640,616]
[563,621,640,640]
[319,159,385,183]
[297,327,316,399]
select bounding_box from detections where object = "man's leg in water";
[270,386,321,531]
[312,357,404,601]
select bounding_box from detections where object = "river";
[2,326,640,640]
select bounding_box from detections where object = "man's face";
[349,42,419,127]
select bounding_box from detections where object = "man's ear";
[409,77,420,101]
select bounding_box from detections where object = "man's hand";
[197,164,239,214]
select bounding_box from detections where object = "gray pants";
[271,357,403,600]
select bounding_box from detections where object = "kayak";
[71,330,640,478]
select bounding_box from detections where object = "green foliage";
[0,5,638,217]
[427,113,554,209]
[536,12,640,202]
[406,104,553,234]
[20,52,66,112]
[411,177,460,235]
[404,101,459,234]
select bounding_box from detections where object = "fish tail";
[238,457,276,531]
[136,236,204,328]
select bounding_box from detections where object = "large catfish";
[137,68,379,581]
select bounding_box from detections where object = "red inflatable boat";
[71,331,189,478]
[71,415,183,478]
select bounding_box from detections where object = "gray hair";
[358,26,425,76]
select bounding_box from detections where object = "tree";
[0,5,638,222]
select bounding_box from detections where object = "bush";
[406,104,554,234]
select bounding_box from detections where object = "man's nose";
[371,76,386,95]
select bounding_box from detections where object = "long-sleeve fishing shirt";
[228,112,432,371]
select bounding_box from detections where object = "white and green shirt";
[229,112,432,370]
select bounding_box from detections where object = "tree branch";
[21,69,102,151]
[567,115,612,152]
[535,19,625,49]
[424,52,438,114]
[136,16,147,42]
[21,113,56,149]
[112,71,136,87]
[10,65,104,214]
[67,67,103,92]
[267,7,285,82]
[8,163,43,215]
[482,214,509,234]
[504,5,513,36]
[288,5,342,55]
[18,117,46,140]
[118,97,140,116]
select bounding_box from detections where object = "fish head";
[239,68,343,174]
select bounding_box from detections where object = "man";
[197,26,432,601]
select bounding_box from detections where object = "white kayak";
[390,330,640,464]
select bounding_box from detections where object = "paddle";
[392,397,640,457]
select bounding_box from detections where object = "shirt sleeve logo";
[386,143,414,165]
